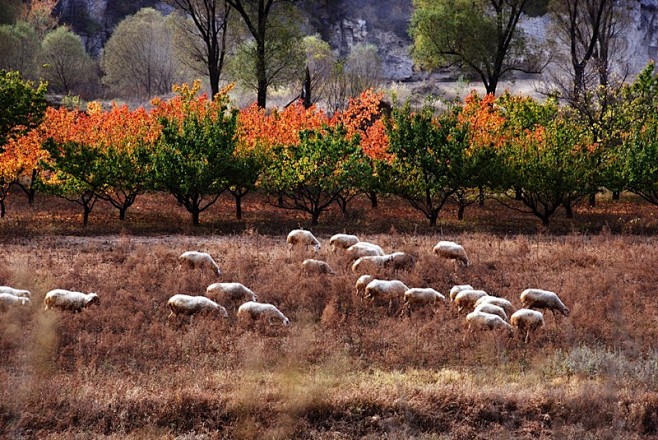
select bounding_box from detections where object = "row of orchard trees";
[3,65,658,227]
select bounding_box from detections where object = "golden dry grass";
[2,225,658,438]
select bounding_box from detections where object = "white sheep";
[510,309,545,343]
[237,301,290,326]
[0,293,31,309]
[352,252,416,275]
[453,289,488,313]
[466,311,513,334]
[302,259,336,275]
[473,303,508,322]
[355,275,374,298]
[167,294,228,319]
[364,279,409,313]
[433,241,469,266]
[474,296,515,317]
[287,229,321,253]
[345,242,385,260]
[449,284,474,302]
[520,288,570,319]
[402,288,446,315]
[206,282,258,308]
[179,251,221,276]
[329,234,360,252]
[44,289,100,312]
[0,286,31,298]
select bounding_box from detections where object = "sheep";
[167,294,228,320]
[474,296,515,317]
[346,242,385,260]
[364,279,409,314]
[44,289,100,312]
[510,309,545,343]
[179,251,221,276]
[453,289,488,313]
[449,284,474,302]
[0,286,31,298]
[473,303,508,322]
[237,301,290,326]
[0,293,31,309]
[355,275,374,298]
[206,282,257,309]
[302,259,336,275]
[401,288,446,316]
[352,252,416,275]
[520,288,570,320]
[329,234,360,252]
[433,241,469,267]
[466,311,513,334]
[287,229,321,253]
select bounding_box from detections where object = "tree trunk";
[83,206,90,225]
[277,192,284,207]
[564,202,573,219]
[119,206,127,221]
[311,211,319,226]
[369,191,378,208]
[457,203,465,221]
[515,187,523,200]
[612,191,620,200]
[589,192,596,207]
[192,208,200,226]
[541,215,550,227]
[0,199,5,218]
[235,194,242,220]
[302,65,311,108]
[478,185,485,207]
[429,212,438,227]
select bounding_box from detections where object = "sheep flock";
[0,231,570,346]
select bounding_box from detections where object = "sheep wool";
[520,288,570,317]
[329,234,360,252]
[433,241,470,266]
[0,286,31,298]
[167,294,228,319]
[510,309,545,343]
[179,251,221,276]
[287,229,321,253]
[237,301,290,326]
[302,259,336,275]
[206,283,257,306]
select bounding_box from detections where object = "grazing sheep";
[237,301,290,326]
[0,293,31,309]
[510,309,545,343]
[167,294,228,319]
[520,288,570,319]
[0,286,31,298]
[364,280,409,314]
[466,311,513,334]
[206,282,257,308]
[402,288,446,315]
[302,259,336,275]
[329,234,360,252]
[44,289,100,312]
[352,252,416,275]
[433,241,469,266]
[179,251,221,276]
[453,289,488,313]
[474,296,515,316]
[473,303,508,322]
[346,242,385,260]
[449,284,474,302]
[355,275,374,298]
[287,229,321,253]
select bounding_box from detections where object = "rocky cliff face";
[55,0,658,80]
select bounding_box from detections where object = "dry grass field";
[2,192,658,439]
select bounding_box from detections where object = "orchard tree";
[40,26,97,96]
[260,125,371,225]
[380,103,469,227]
[169,0,231,97]
[151,82,239,225]
[496,95,598,225]
[38,138,104,225]
[410,0,543,95]
[102,8,183,98]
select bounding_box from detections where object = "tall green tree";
[40,26,97,96]
[0,69,47,149]
[410,0,542,95]
[380,104,469,227]
[225,0,300,107]
[0,21,40,79]
[261,125,371,225]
